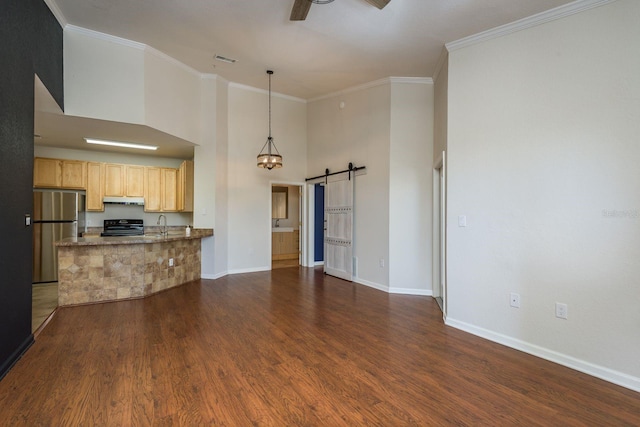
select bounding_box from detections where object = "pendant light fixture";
[257,70,283,170]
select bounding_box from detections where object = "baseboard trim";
[228,266,271,275]
[389,287,433,296]
[201,271,227,280]
[0,335,34,381]
[314,261,324,266]
[445,317,640,393]
[353,277,389,293]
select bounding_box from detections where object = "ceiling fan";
[290,0,390,21]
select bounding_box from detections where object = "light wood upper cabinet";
[145,167,178,212]
[144,167,162,212]
[161,168,178,212]
[34,158,86,189]
[126,165,145,197]
[177,160,194,212]
[60,160,87,189]
[105,163,146,197]
[104,163,126,197]
[86,162,104,211]
[34,157,192,213]
[34,158,62,188]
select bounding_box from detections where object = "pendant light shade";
[257,70,283,170]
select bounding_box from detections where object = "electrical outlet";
[169,258,174,267]
[556,302,568,319]
[379,258,385,268]
[510,293,521,308]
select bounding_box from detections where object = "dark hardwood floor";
[1,266,638,425]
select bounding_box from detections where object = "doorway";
[271,183,303,269]
[313,183,325,266]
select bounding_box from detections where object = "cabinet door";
[126,165,145,197]
[33,158,62,188]
[86,162,104,211]
[104,164,125,196]
[144,167,162,212]
[282,232,294,254]
[178,160,194,212]
[161,168,178,212]
[61,160,87,189]
[272,233,282,255]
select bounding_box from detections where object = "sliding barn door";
[324,174,353,281]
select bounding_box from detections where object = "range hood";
[103,196,145,206]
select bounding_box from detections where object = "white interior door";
[324,174,353,281]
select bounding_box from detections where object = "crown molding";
[389,77,433,85]
[43,0,67,27]
[65,25,146,51]
[228,82,307,104]
[309,76,431,102]
[446,0,616,52]
[309,77,389,102]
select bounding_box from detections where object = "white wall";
[213,77,229,278]
[433,53,448,159]
[446,0,640,390]
[193,76,219,278]
[144,51,202,145]
[64,26,203,145]
[308,80,433,291]
[64,27,145,125]
[389,81,433,295]
[308,82,391,288]
[227,85,307,273]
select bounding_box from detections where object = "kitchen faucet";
[157,214,167,236]
[275,218,280,227]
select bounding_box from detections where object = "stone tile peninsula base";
[55,229,213,306]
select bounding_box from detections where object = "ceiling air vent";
[214,54,237,64]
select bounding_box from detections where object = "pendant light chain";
[268,70,272,139]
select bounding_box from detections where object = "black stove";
[101,219,144,237]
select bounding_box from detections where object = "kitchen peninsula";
[54,229,213,306]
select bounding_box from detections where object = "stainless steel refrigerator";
[32,190,86,284]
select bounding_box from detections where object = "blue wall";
[314,184,324,262]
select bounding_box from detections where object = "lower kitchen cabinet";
[272,231,298,260]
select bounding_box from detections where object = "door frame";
[433,151,447,319]
[269,181,308,267]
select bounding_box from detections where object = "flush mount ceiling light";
[257,70,283,170]
[85,138,158,151]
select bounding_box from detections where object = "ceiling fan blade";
[290,0,312,21]
[364,0,390,10]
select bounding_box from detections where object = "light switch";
[458,215,467,227]
[25,214,31,227]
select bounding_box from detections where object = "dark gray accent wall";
[0,0,63,379]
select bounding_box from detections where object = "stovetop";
[101,219,144,237]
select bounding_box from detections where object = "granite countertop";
[55,228,213,247]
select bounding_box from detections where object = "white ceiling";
[37,0,576,158]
